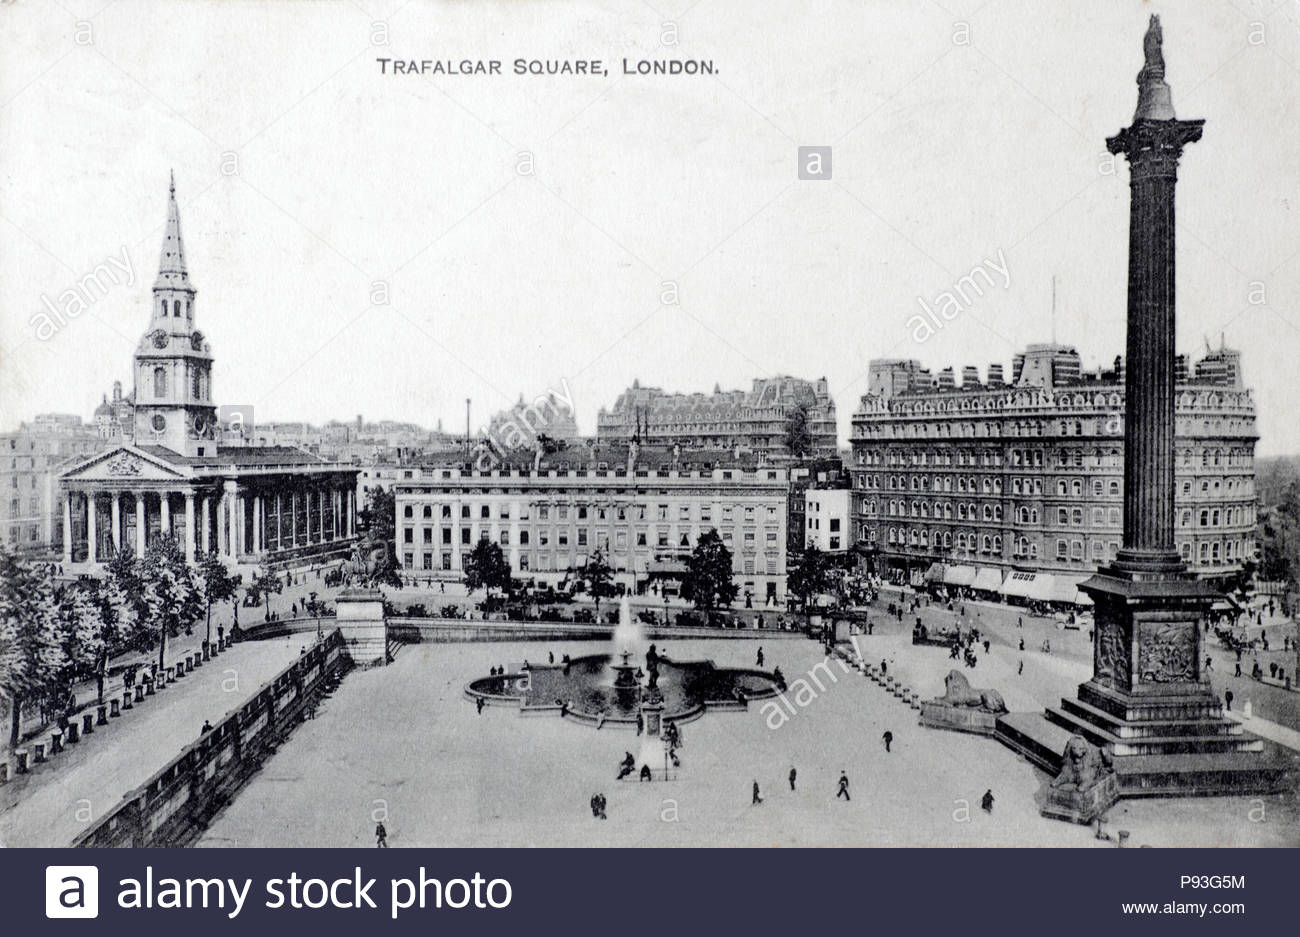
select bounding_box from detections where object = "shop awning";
[1000,570,1039,598]
[971,567,1003,592]
[923,562,946,583]
[1049,575,1091,605]
[944,565,977,587]
[1025,574,1056,602]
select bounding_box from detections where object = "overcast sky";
[2,0,1299,454]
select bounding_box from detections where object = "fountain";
[464,594,783,730]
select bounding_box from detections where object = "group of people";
[750,769,853,805]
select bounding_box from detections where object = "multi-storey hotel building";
[392,448,789,603]
[596,376,838,461]
[849,342,1257,601]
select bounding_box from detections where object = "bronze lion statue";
[938,669,1007,714]
[1051,734,1114,792]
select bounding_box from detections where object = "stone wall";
[71,630,348,848]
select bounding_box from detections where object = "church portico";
[60,446,358,573]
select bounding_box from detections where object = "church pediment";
[61,446,190,482]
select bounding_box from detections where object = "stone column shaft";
[184,493,196,564]
[87,495,98,563]
[62,495,73,565]
[1107,118,1202,573]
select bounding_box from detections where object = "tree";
[464,538,512,598]
[784,404,813,459]
[94,551,142,702]
[787,544,834,620]
[196,551,241,644]
[584,549,616,619]
[247,560,284,620]
[0,545,64,751]
[1259,482,1300,587]
[682,529,738,613]
[357,487,403,589]
[138,536,201,673]
[53,581,104,703]
[359,486,395,543]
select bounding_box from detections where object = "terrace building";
[393,445,789,603]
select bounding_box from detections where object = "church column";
[253,495,262,554]
[184,492,196,564]
[62,495,73,566]
[160,492,171,542]
[87,494,98,563]
[234,490,245,558]
[333,486,341,539]
[346,490,355,537]
[135,493,146,555]
[304,486,313,545]
[290,492,298,546]
[110,493,121,553]
[201,495,211,555]
[220,480,236,561]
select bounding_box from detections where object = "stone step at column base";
[1059,696,1245,740]
[1046,706,1264,756]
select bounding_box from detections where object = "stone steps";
[1057,696,1246,739]
[1045,706,1263,757]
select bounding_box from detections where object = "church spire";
[154,169,192,292]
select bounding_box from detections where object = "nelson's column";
[1011,17,1289,799]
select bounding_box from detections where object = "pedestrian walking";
[752,780,763,805]
[756,647,765,667]
[1224,690,1234,711]
[375,822,388,848]
[981,789,994,813]
[788,767,797,791]
[882,730,893,752]
[1018,659,1024,676]
[476,696,485,715]
[836,771,851,801]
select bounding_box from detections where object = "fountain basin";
[465,653,781,726]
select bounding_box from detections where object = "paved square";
[197,633,1300,848]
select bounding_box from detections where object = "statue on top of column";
[1141,15,1164,79]
[1133,14,1176,121]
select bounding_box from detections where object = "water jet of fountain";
[611,595,648,663]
